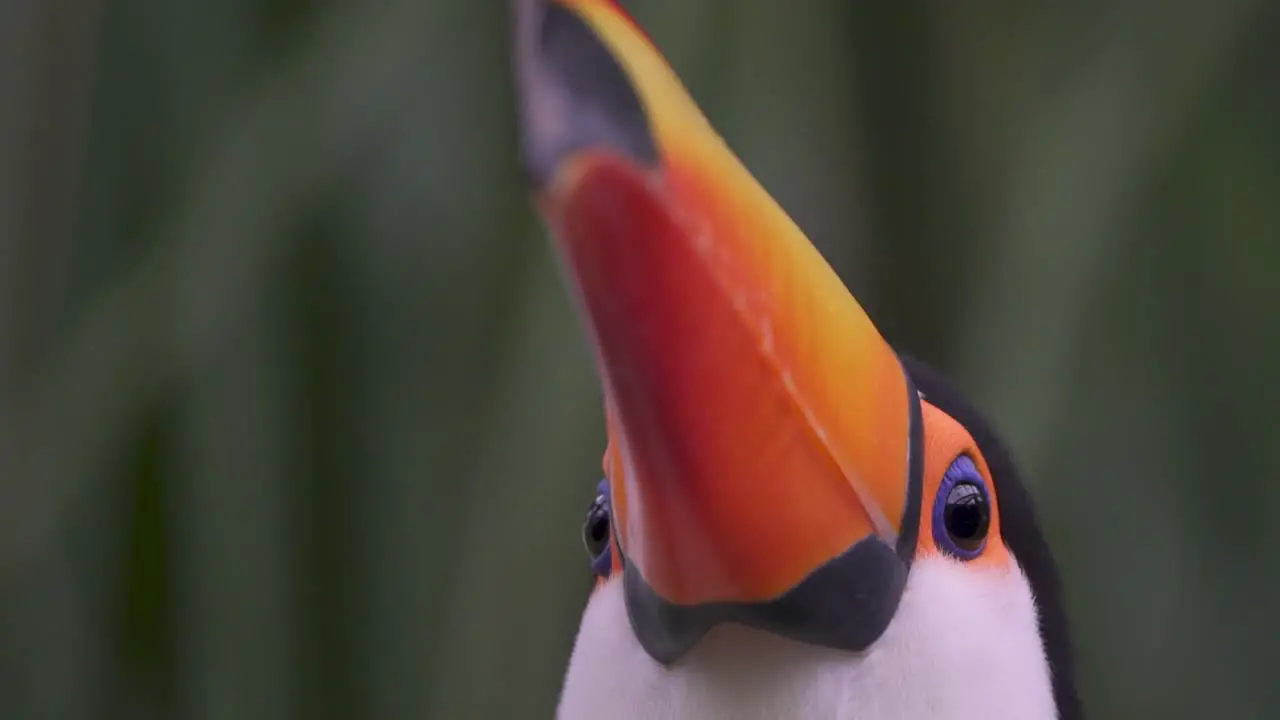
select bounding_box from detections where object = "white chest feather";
[557,556,1057,720]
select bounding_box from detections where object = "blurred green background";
[3,0,1279,718]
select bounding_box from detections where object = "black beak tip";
[509,0,658,188]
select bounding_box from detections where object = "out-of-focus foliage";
[1,0,1278,718]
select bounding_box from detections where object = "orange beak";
[512,0,923,662]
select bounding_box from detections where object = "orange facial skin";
[914,400,1010,569]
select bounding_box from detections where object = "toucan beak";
[512,0,923,663]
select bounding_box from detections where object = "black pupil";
[944,481,989,549]
[583,498,610,558]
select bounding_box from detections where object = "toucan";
[510,1,1082,718]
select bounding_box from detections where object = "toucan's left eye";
[582,479,613,577]
[932,455,991,560]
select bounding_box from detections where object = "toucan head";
[510,1,1080,718]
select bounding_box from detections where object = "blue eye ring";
[931,455,991,560]
[584,478,613,577]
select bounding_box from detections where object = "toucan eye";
[582,479,613,577]
[932,455,991,559]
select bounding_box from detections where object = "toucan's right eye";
[582,479,613,577]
